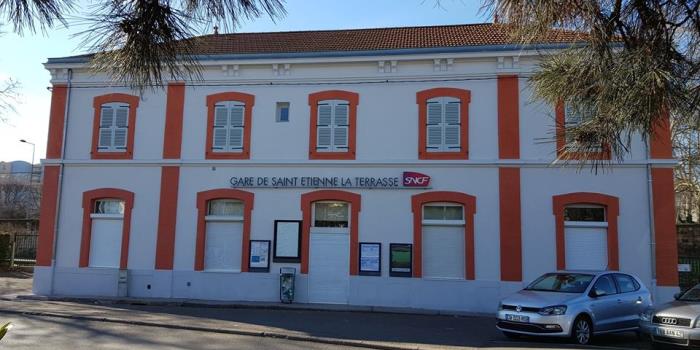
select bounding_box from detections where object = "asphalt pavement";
[0,273,650,349]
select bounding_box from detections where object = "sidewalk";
[0,274,645,350]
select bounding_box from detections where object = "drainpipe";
[49,68,73,295]
[645,139,658,298]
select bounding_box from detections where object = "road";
[0,313,364,350]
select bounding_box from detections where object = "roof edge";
[45,43,582,65]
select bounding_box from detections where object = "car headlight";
[538,305,567,316]
[640,309,653,322]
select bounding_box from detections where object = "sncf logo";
[403,172,431,187]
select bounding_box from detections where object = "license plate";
[505,314,529,323]
[657,327,684,339]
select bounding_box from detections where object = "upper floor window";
[316,100,349,152]
[97,103,129,152]
[426,97,461,152]
[206,92,255,160]
[556,101,609,160]
[91,93,139,160]
[416,88,470,160]
[308,90,359,160]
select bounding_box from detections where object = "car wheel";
[502,331,521,339]
[571,316,593,345]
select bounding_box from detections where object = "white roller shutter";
[89,216,123,268]
[204,221,243,271]
[422,225,464,279]
[308,233,350,304]
[565,224,608,270]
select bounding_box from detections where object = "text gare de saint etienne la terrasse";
[228,172,432,189]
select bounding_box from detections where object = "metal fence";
[679,256,700,291]
[10,234,37,265]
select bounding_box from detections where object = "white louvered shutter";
[426,102,443,149]
[98,106,114,149]
[444,102,461,149]
[317,104,333,150]
[333,104,349,149]
[212,105,229,150]
[229,105,245,150]
[113,106,129,150]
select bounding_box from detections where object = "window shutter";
[427,103,442,125]
[318,104,332,126]
[230,106,244,127]
[100,107,114,128]
[334,104,348,126]
[317,127,332,148]
[427,126,442,148]
[214,106,228,127]
[229,128,243,149]
[115,106,129,127]
[444,102,460,148]
[333,127,348,148]
[99,129,112,148]
[113,129,127,149]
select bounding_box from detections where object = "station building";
[33,23,680,312]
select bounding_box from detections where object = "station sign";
[230,172,431,189]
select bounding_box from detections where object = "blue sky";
[0,0,486,162]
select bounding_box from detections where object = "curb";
[16,294,492,319]
[1,308,424,350]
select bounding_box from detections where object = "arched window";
[553,192,619,271]
[416,88,470,160]
[91,94,139,159]
[79,188,134,268]
[308,91,359,160]
[205,92,255,159]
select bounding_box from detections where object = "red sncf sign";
[403,172,431,187]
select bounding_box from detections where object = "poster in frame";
[273,220,302,263]
[248,240,271,272]
[359,242,381,276]
[389,243,412,277]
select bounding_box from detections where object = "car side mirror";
[589,288,606,298]
[674,292,682,300]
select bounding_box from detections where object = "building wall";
[33,51,677,311]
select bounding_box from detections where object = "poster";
[274,220,302,262]
[390,243,412,277]
[359,242,381,276]
[248,240,270,272]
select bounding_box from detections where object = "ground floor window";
[564,205,608,270]
[422,203,465,279]
[204,199,244,272]
[88,199,125,268]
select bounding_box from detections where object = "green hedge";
[0,235,10,265]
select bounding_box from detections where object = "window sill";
[205,151,250,160]
[309,151,355,160]
[419,151,468,160]
[91,151,133,160]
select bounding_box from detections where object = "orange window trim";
[79,188,135,269]
[300,190,361,275]
[411,191,477,280]
[308,90,359,160]
[552,192,619,271]
[416,87,471,160]
[194,189,254,272]
[91,93,140,160]
[555,101,611,161]
[205,92,255,160]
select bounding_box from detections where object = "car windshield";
[679,285,700,302]
[525,273,595,293]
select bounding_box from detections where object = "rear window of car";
[614,274,640,293]
[525,273,594,293]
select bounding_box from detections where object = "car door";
[613,273,647,329]
[588,274,621,332]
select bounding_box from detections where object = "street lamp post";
[19,139,35,184]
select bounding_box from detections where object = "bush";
[0,235,10,266]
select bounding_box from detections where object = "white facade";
[33,29,679,313]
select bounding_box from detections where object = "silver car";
[497,271,652,345]
[640,283,700,348]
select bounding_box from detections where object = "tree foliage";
[483,0,700,164]
[1,0,285,90]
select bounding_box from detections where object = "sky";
[0,0,486,163]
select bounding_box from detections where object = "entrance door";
[308,201,350,304]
